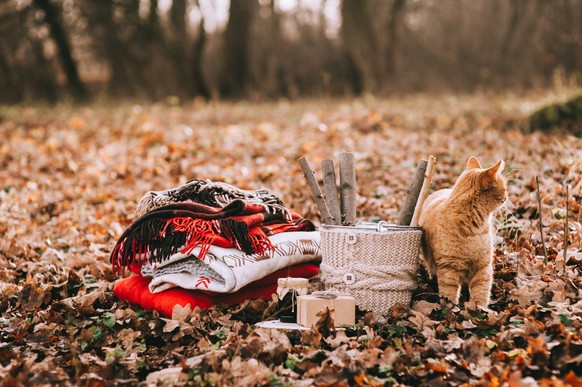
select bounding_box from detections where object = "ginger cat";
[419,156,507,307]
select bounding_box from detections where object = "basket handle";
[376,221,389,232]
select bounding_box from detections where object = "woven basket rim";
[320,224,422,232]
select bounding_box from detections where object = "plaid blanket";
[111,179,320,311]
[142,231,321,293]
[111,200,315,273]
[136,179,290,218]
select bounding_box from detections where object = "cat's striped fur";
[419,156,507,306]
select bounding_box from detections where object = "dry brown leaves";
[0,94,581,385]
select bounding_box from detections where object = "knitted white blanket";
[142,231,321,294]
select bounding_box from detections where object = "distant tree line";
[0,0,581,103]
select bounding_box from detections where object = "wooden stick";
[563,184,569,276]
[410,155,437,227]
[398,159,428,226]
[321,159,341,225]
[339,152,357,226]
[535,176,549,265]
[298,156,334,225]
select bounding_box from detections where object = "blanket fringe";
[112,216,277,273]
[219,218,261,254]
[167,218,220,259]
[249,227,275,253]
[111,218,186,273]
[112,188,314,274]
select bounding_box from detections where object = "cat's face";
[454,156,508,208]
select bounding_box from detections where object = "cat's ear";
[485,159,505,177]
[466,156,482,170]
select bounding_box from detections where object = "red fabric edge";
[114,262,319,317]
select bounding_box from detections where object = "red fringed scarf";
[110,199,315,273]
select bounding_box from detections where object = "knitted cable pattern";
[320,262,417,291]
[320,226,422,314]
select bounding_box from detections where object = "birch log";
[410,155,437,227]
[397,159,428,226]
[297,156,334,225]
[339,152,357,226]
[321,159,341,225]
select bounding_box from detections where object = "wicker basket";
[320,222,422,314]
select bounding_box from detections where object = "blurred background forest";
[1,0,581,103]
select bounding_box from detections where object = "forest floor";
[1,91,581,386]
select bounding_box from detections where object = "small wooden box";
[297,294,356,327]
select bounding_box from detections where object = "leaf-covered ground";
[1,93,581,386]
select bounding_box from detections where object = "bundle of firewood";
[298,153,436,227]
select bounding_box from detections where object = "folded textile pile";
[114,263,320,317]
[111,179,321,315]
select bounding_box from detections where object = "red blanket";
[114,263,319,317]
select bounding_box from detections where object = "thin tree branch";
[535,176,549,265]
[563,183,569,276]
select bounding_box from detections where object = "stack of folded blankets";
[111,179,321,317]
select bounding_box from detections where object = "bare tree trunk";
[341,0,378,93]
[149,0,160,31]
[385,0,406,79]
[82,0,141,97]
[31,37,59,102]
[170,0,187,37]
[220,0,257,98]
[501,0,526,55]
[33,0,87,101]
[340,52,364,96]
[170,0,189,98]
[0,44,20,103]
[192,14,210,99]
[265,0,286,98]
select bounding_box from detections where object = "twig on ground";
[535,176,549,266]
[563,184,569,277]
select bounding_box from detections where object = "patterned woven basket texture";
[320,225,422,314]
